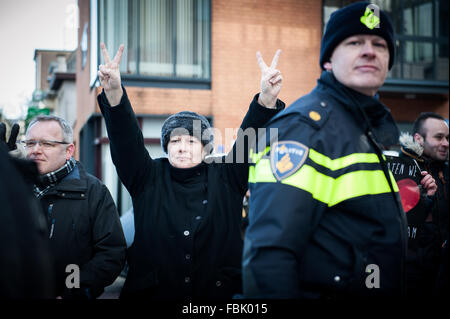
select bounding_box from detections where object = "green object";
[360,7,380,30]
[25,106,50,128]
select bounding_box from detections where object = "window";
[323,0,449,85]
[99,0,211,87]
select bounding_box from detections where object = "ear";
[323,61,332,71]
[413,133,424,146]
[66,143,75,160]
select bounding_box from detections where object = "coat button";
[185,276,190,283]
[202,200,208,204]
[195,216,202,220]
[334,276,341,282]
[185,254,191,260]
[320,101,327,107]
[183,230,190,236]
[216,281,222,287]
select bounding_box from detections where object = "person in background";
[399,112,448,297]
[24,115,126,299]
[385,130,437,297]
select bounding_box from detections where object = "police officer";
[243,2,408,298]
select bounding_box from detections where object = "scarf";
[33,158,76,198]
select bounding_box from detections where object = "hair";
[161,111,213,154]
[412,112,445,138]
[27,115,73,143]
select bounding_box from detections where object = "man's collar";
[37,158,76,187]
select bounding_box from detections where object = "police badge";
[270,141,309,181]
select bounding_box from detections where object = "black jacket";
[0,148,55,298]
[38,161,126,299]
[420,159,448,244]
[243,71,408,298]
[398,136,449,296]
[98,87,283,299]
[399,137,448,246]
[384,144,433,253]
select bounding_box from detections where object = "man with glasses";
[24,115,126,299]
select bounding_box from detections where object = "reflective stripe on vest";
[249,148,399,207]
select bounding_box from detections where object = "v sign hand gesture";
[257,50,282,109]
[98,43,124,106]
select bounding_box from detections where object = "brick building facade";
[74,0,448,214]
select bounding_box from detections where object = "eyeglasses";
[22,140,69,149]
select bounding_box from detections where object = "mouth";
[355,65,379,71]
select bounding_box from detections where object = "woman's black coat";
[98,88,283,299]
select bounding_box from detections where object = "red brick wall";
[78,0,448,157]
[108,87,213,118]
[381,94,449,123]
[79,0,323,153]
[211,0,322,151]
[122,0,323,153]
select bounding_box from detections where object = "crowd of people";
[0,2,448,299]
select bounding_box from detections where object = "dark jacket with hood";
[98,87,284,300]
[243,71,408,298]
[38,161,126,299]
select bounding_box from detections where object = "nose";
[360,41,376,57]
[28,142,43,153]
[178,140,189,152]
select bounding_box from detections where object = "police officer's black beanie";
[161,111,213,153]
[320,2,395,70]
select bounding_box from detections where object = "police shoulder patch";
[270,141,309,181]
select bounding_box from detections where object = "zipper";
[48,204,55,239]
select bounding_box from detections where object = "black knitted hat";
[161,111,213,154]
[320,2,395,70]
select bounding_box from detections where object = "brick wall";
[381,94,449,123]
[211,0,322,151]
[76,0,323,154]
[76,0,447,158]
